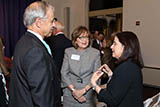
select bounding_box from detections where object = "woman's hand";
[72,88,86,99]
[90,70,104,87]
[90,70,104,93]
[99,64,113,77]
[77,96,86,103]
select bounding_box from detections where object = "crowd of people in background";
[0,1,145,107]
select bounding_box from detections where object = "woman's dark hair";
[71,26,90,49]
[116,31,144,68]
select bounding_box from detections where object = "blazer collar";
[25,31,52,57]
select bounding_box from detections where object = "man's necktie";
[42,41,52,56]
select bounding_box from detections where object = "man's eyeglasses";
[52,18,57,23]
[53,18,57,22]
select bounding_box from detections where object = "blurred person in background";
[100,36,115,85]
[92,31,104,51]
[0,36,9,107]
[45,21,72,79]
[0,36,12,94]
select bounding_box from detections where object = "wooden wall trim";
[88,7,122,17]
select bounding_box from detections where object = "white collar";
[96,39,100,44]
[56,32,64,36]
[27,29,44,43]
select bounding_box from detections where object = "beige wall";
[44,0,89,39]
[123,0,160,87]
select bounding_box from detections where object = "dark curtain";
[0,0,40,58]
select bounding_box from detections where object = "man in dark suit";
[45,21,72,79]
[8,1,61,107]
[92,31,104,50]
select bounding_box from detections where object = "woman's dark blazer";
[9,31,61,107]
[97,59,143,107]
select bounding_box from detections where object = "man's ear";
[35,18,41,28]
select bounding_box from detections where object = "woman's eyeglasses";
[78,36,89,40]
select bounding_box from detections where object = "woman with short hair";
[61,26,101,107]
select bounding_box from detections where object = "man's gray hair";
[23,1,54,27]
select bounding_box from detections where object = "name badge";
[71,54,80,61]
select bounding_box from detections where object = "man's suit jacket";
[9,31,61,107]
[92,39,101,50]
[45,33,72,78]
